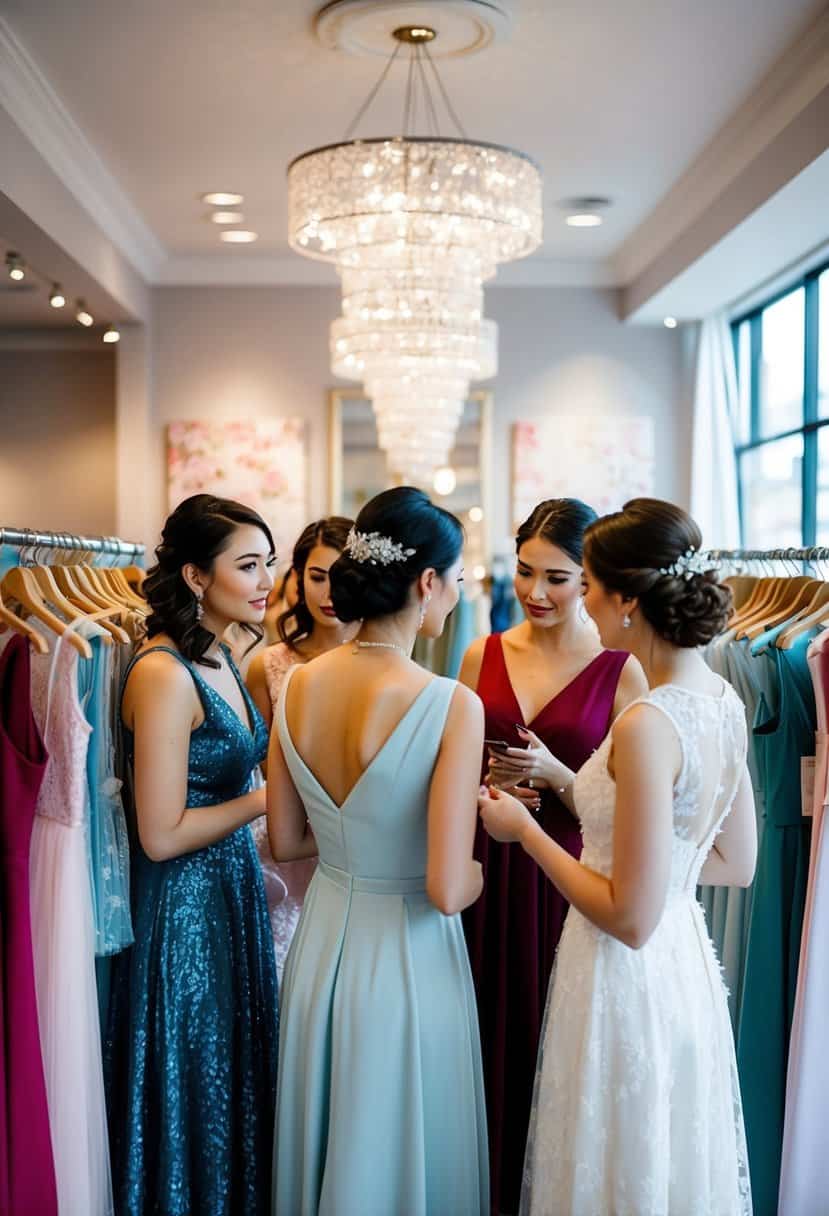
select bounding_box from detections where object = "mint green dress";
[271,671,488,1216]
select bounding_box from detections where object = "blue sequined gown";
[105,645,279,1216]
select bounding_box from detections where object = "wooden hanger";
[1,568,92,658]
[0,582,49,654]
[777,562,829,648]
[733,570,812,638]
[102,567,146,610]
[722,574,757,612]
[51,565,131,644]
[74,564,125,609]
[742,575,820,640]
[123,565,146,595]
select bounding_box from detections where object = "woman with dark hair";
[480,498,757,1215]
[459,497,645,1213]
[105,494,279,1216]
[268,486,488,1216]
[246,516,357,973]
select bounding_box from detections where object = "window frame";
[732,257,828,547]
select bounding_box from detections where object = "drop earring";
[419,594,432,629]
[195,593,204,622]
[622,613,631,629]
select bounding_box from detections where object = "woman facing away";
[105,494,279,1216]
[460,498,645,1214]
[479,498,757,1216]
[246,516,357,975]
[268,486,488,1216]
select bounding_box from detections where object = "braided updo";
[583,498,731,648]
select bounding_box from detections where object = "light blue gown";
[272,671,489,1216]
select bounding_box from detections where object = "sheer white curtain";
[690,314,741,546]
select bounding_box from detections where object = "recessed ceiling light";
[220,230,259,243]
[209,210,244,225]
[663,316,678,329]
[566,213,603,228]
[559,195,611,228]
[201,192,244,206]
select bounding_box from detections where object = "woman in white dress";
[479,498,757,1216]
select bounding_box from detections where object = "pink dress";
[778,630,829,1213]
[0,632,57,1216]
[27,626,114,1216]
[252,642,318,978]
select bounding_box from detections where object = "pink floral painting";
[167,419,308,559]
[512,416,655,528]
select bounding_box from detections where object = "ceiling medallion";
[289,5,542,483]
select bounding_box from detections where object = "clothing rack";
[0,526,145,559]
[706,547,829,563]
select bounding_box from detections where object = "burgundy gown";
[462,634,627,1214]
[0,633,58,1216]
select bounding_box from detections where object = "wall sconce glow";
[49,284,66,308]
[6,251,25,281]
[468,506,484,523]
[75,301,94,327]
[220,230,259,243]
[209,211,244,224]
[201,192,244,206]
[103,325,121,344]
[566,213,603,227]
[433,466,457,496]
[663,316,678,329]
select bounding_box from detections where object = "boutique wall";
[150,284,688,555]
[0,345,117,535]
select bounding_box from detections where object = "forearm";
[520,818,640,947]
[141,786,266,861]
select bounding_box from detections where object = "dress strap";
[119,644,211,725]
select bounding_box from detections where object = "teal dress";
[272,671,488,1216]
[737,626,814,1216]
[105,645,279,1216]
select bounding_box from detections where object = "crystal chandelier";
[288,22,542,483]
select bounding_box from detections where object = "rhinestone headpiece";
[345,528,417,566]
[659,547,716,580]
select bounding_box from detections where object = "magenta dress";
[462,634,627,1214]
[0,633,57,1216]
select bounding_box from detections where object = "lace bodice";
[262,642,301,714]
[573,680,747,898]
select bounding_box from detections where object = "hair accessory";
[345,528,416,566]
[658,547,714,580]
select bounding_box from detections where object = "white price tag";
[801,756,816,819]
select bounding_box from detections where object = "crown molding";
[614,4,829,288]
[0,17,166,281]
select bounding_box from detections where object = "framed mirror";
[328,389,493,572]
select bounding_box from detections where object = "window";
[733,262,829,548]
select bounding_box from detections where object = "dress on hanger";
[463,634,627,1213]
[0,632,57,1216]
[252,641,317,978]
[27,621,114,1216]
[777,630,829,1214]
[521,682,751,1216]
[737,624,815,1216]
[105,644,278,1216]
[272,671,488,1216]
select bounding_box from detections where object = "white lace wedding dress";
[521,681,752,1216]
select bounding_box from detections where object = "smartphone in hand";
[484,739,510,754]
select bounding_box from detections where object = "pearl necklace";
[352,640,410,659]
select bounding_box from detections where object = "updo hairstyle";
[515,498,598,563]
[583,497,731,648]
[278,515,354,649]
[329,486,463,624]
[143,493,275,667]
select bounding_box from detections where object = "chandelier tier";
[288,15,542,483]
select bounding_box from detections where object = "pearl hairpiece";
[659,547,715,580]
[345,528,417,566]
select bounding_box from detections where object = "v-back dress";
[272,670,488,1216]
[105,644,279,1216]
[463,634,627,1213]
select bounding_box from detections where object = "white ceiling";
[0,0,825,272]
